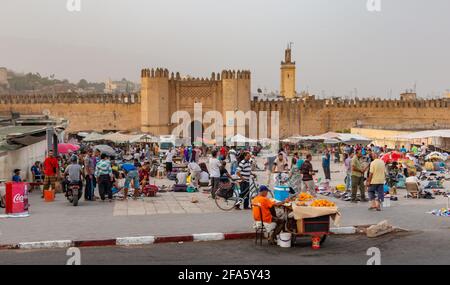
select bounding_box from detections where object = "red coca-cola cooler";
[5,182,30,216]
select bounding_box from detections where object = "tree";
[77,79,89,89]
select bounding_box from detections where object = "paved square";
[113,192,221,216]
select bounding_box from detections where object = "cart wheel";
[320,234,327,245]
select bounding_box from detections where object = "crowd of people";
[16,142,265,204]
[5,135,446,214]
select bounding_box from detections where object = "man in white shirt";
[209,150,222,198]
[420,143,427,157]
[165,147,176,173]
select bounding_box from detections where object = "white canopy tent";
[101,132,144,144]
[137,134,160,143]
[285,133,371,145]
[321,132,372,145]
[395,130,450,140]
[83,132,157,144]
[288,135,326,143]
[83,132,107,142]
[228,134,258,144]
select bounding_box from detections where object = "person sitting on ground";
[405,170,424,195]
[12,169,22,182]
[139,161,150,188]
[112,172,126,196]
[187,160,202,189]
[199,162,210,187]
[251,185,287,245]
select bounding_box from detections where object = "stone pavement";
[112,192,221,216]
[0,157,449,244]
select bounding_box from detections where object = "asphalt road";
[1,230,449,265]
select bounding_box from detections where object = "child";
[112,172,126,196]
[12,169,22,182]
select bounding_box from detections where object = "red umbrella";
[58,143,80,154]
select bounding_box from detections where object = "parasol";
[58,143,80,154]
[93,145,117,157]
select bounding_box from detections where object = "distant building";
[400,91,417,101]
[0,67,8,87]
[104,79,138,94]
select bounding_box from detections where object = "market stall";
[228,134,258,145]
[277,194,341,248]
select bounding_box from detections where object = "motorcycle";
[66,182,82,206]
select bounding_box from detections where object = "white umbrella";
[77,132,89,137]
[94,145,117,156]
[83,132,107,142]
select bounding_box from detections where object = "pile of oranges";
[298,192,314,201]
[310,199,336,207]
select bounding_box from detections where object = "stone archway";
[190,120,204,145]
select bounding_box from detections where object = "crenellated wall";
[0,93,141,133]
[252,97,450,137]
[1,87,448,138]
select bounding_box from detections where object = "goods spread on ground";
[428,208,450,217]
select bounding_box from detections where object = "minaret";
[280,43,296,98]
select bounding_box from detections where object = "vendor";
[121,162,140,200]
[405,170,424,193]
[251,185,286,245]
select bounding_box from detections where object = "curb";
[0,227,358,250]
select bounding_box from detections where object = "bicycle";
[215,175,273,211]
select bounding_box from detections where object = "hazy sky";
[1,0,449,98]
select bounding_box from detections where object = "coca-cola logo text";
[13,194,24,204]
